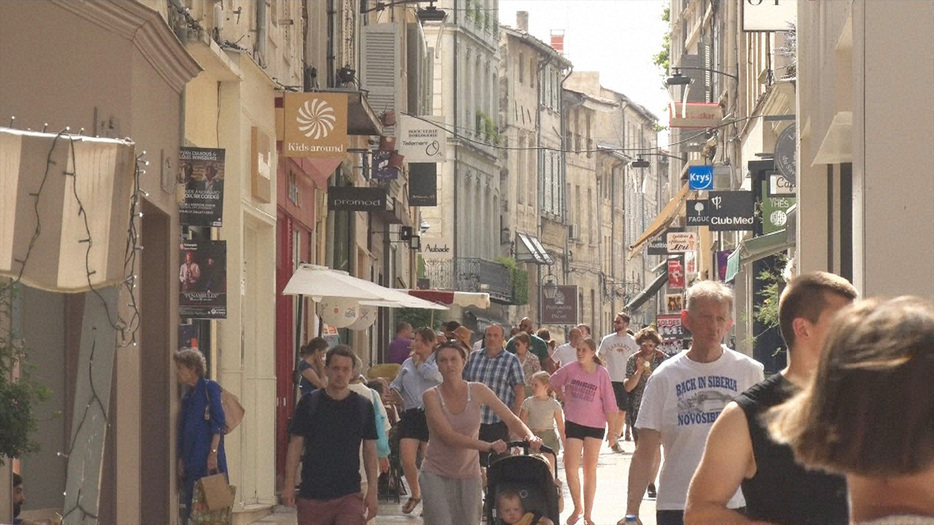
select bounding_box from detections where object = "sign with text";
[398,115,446,162]
[327,186,388,212]
[542,285,579,325]
[668,259,685,289]
[761,180,796,234]
[179,241,227,319]
[708,191,755,231]
[179,147,225,227]
[686,199,711,226]
[667,231,697,253]
[282,93,348,158]
[774,124,797,183]
[744,0,797,32]
[409,163,438,206]
[648,227,683,255]
[768,173,795,196]
[371,150,398,180]
[670,102,724,129]
[657,314,686,356]
[688,165,714,190]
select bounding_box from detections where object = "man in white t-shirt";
[598,312,640,452]
[622,281,764,525]
[552,327,583,369]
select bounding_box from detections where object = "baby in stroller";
[487,442,560,525]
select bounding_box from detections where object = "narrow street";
[254,439,656,525]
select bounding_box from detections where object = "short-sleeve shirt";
[551,343,577,368]
[624,350,669,417]
[549,362,618,428]
[598,332,640,381]
[521,396,562,432]
[516,351,542,383]
[463,348,525,424]
[288,389,378,500]
[390,353,442,410]
[506,333,550,367]
[635,347,764,511]
[386,337,412,364]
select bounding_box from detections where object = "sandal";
[402,496,421,514]
[566,511,583,525]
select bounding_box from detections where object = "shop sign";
[761,179,796,234]
[327,186,388,212]
[774,124,797,183]
[707,191,755,231]
[179,241,227,319]
[686,199,711,226]
[769,173,795,196]
[409,163,438,207]
[398,115,446,162]
[670,102,723,129]
[657,314,686,356]
[541,285,579,325]
[372,150,398,180]
[667,231,697,253]
[648,227,682,255]
[668,259,685,289]
[179,147,225,227]
[282,93,348,158]
[744,0,797,32]
[688,165,714,190]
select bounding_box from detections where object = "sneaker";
[646,483,657,499]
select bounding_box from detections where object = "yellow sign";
[282,93,348,158]
[669,102,724,129]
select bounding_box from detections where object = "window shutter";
[362,23,402,134]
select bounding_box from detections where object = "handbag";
[205,381,245,434]
[190,475,235,525]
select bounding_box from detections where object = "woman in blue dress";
[175,348,227,523]
[297,337,328,396]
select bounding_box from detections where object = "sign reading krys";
[282,93,348,158]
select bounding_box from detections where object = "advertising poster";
[179,147,226,227]
[668,258,685,289]
[657,314,686,356]
[665,294,683,313]
[179,241,227,319]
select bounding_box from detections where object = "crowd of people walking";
[173,274,933,525]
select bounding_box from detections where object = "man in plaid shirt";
[463,323,526,467]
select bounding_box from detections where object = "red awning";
[407,290,491,309]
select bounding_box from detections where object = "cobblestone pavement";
[255,439,657,525]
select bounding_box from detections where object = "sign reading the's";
[707,191,755,231]
[283,93,348,158]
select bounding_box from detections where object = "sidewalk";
[255,439,656,525]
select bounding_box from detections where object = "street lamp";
[361,0,447,22]
[667,66,739,85]
[542,273,558,300]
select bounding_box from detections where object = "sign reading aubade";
[327,186,388,212]
[283,93,348,158]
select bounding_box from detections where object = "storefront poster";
[668,258,685,289]
[179,241,227,319]
[179,147,226,227]
[657,314,686,356]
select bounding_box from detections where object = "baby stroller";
[485,441,559,525]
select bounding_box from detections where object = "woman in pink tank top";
[420,341,542,525]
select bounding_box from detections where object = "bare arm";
[685,402,772,525]
[623,358,646,392]
[626,428,661,518]
[362,440,379,521]
[554,406,567,448]
[513,384,525,416]
[282,435,304,507]
[301,367,326,389]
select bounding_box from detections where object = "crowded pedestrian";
[507,317,556,372]
[685,272,856,525]
[623,281,764,525]
[386,322,414,365]
[623,327,668,499]
[389,326,443,515]
[421,341,542,525]
[550,338,618,525]
[520,371,566,480]
[598,312,640,451]
[552,327,583,369]
[513,332,543,393]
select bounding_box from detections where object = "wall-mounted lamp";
[542,273,558,300]
[666,66,739,85]
[361,0,447,22]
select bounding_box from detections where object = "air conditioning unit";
[568,224,579,240]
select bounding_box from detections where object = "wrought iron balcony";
[423,257,513,303]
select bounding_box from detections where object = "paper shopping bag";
[200,473,234,511]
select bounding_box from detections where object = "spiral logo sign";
[297,99,337,139]
[282,93,348,158]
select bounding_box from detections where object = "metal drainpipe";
[453,5,459,262]
[559,64,574,314]
[617,98,629,312]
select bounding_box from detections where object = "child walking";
[521,371,566,494]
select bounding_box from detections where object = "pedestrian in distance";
[507,317,557,372]
[623,327,669,499]
[598,312,640,452]
[550,337,618,525]
[622,281,764,525]
[685,271,857,525]
[521,371,567,481]
[767,296,934,525]
[420,341,542,525]
[552,327,583,370]
[386,322,414,365]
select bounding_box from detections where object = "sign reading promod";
[327,186,388,212]
[283,93,348,158]
[541,285,579,325]
[708,191,755,231]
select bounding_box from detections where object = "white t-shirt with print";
[552,342,577,368]
[635,346,764,511]
[598,332,639,381]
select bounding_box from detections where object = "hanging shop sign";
[686,199,711,226]
[667,231,697,253]
[648,227,682,255]
[761,180,796,234]
[743,0,797,32]
[179,147,225,227]
[774,124,797,183]
[372,150,398,180]
[668,259,685,289]
[657,314,686,356]
[327,186,388,212]
[669,102,724,129]
[688,165,714,190]
[768,172,795,196]
[398,115,446,162]
[179,240,227,319]
[409,163,438,206]
[541,285,579,325]
[707,191,755,231]
[282,92,348,158]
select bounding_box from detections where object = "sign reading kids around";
[179,147,226,227]
[179,241,227,319]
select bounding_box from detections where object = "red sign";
[668,259,685,289]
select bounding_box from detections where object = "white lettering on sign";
[710,216,755,225]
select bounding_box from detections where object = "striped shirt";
[463,347,525,424]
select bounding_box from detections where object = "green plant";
[476,111,502,146]
[653,7,670,74]
[754,255,788,357]
[495,257,529,305]
[394,308,438,333]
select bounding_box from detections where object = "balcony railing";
[423,257,513,303]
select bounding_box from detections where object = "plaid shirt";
[463,347,525,424]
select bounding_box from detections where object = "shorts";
[612,382,630,412]
[533,428,561,454]
[399,408,429,442]
[478,421,509,467]
[296,493,366,525]
[565,420,605,441]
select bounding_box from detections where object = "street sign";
[708,191,755,231]
[688,165,714,190]
[686,199,711,226]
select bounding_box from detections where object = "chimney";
[517,11,529,32]
[550,29,565,55]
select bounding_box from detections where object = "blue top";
[390,353,442,410]
[463,348,525,424]
[298,359,320,396]
[178,377,228,507]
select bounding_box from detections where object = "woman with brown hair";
[298,337,328,396]
[623,327,667,497]
[768,296,934,525]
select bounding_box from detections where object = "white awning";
[516,231,554,265]
[283,264,447,310]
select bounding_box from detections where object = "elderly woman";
[389,326,442,515]
[298,337,328,396]
[768,296,934,525]
[175,348,227,523]
[420,341,542,525]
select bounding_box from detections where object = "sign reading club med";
[283,93,348,158]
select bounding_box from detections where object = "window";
[518,52,525,84]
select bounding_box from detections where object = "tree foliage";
[653,7,671,73]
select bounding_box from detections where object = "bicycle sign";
[688,165,714,190]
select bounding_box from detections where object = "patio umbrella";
[407,289,491,309]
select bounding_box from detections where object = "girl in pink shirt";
[549,338,618,525]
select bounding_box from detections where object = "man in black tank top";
[684,272,857,525]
